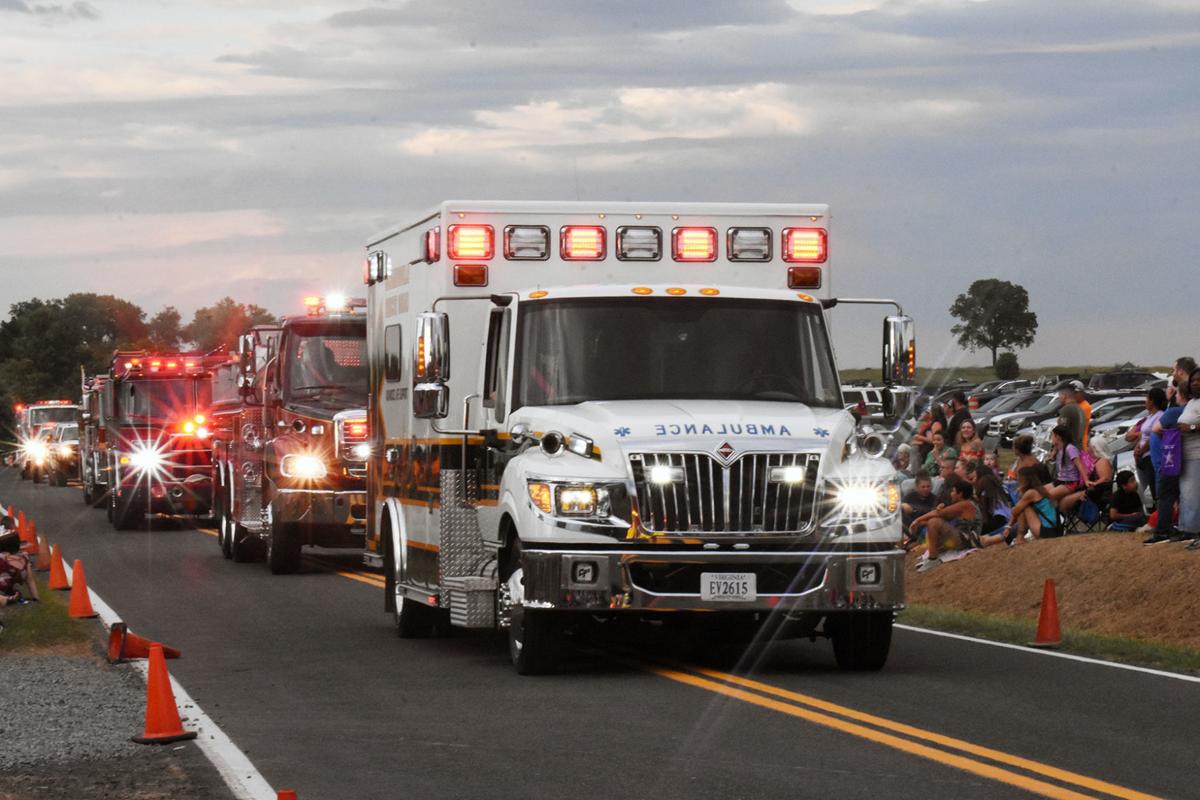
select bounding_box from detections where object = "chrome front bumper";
[521,547,905,613]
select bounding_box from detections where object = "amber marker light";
[631,287,653,295]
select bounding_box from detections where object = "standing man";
[944,390,973,447]
[1071,380,1092,449]
[1169,357,1197,407]
[1057,384,1086,450]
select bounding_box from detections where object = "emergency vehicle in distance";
[15,400,79,480]
[362,201,916,674]
[209,296,369,573]
[98,351,224,529]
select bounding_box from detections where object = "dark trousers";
[1155,474,1180,532]
[1136,455,1157,505]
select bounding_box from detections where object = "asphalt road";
[4,469,1196,800]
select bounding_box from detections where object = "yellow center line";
[654,666,1104,800]
[687,666,1160,800]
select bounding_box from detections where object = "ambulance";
[362,201,915,674]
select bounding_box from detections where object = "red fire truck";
[100,351,224,529]
[210,296,369,573]
[79,374,110,506]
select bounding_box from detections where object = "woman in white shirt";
[1177,368,1200,543]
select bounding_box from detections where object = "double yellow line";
[653,663,1160,800]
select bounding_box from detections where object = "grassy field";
[0,574,93,655]
[903,604,1200,675]
[840,364,1171,386]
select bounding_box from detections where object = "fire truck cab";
[15,400,79,481]
[101,351,222,529]
[210,298,369,573]
[363,201,916,674]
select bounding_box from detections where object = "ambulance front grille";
[629,452,821,535]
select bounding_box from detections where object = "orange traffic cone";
[278,792,299,800]
[48,544,70,590]
[67,560,98,619]
[107,622,182,664]
[22,521,39,554]
[18,516,36,548]
[131,644,197,745]
[34,535,51,571]
[1030,578,1062,648]
[16,511,27,539]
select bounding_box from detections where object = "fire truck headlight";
[129,446,165,474]
[57,444,74,457]
[351,443,371,460]
[281,453,327,480]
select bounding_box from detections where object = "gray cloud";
[1,0,99,19]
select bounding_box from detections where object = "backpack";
[1160,428,1184,478]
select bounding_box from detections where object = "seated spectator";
[933,455,958,505]
[956,420,986,462]
[983,451,1000,474]
[901,473,938,530]
[912,479,981,571]
[1060,437,1115,516]
[1048,424,1089,505]
[973,466,1013,537]
[1007,434,1040,479]
[922,430,957,475]
[911,405,947,466]
[1109,471,1147,530]
[1004,466,1063,541]
[892,444,914,482]
[1,525,39,608]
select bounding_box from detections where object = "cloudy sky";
[1,0,1197,369]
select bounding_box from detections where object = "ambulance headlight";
[527,480,620,522]
[281,454,327,480]
[829,479,900,520]
[557,485,599,517]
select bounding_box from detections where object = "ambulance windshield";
[512,297,841,409]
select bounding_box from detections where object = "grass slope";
[0,574,93,655]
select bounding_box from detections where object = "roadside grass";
[0,575,93,655]
[902,603,1200,676]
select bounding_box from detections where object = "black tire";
[216,488,233,560]
[229,518,254,562]
[266,517,301,574]
[503,539,562,675]
[827,612,894,671]
[112,492,142,530]
[384,535,439,638]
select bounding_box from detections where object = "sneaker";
[1024,531,1035,542]
[916,556,941,573]
[1186,538,1200,551]
[1168,531,1191,543]
[1143,532,1173,545]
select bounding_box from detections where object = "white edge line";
[895,623,1200,685]
[63,560,277,800]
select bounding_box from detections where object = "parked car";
[973,390,1042,432]
[1092,411,1146,458]
[1000,394,1064,449]
[1087,371,1159,392]
[842,385,883,416]
[968,379,1032,410]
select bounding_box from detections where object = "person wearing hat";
[1056,384,1086,450]
[1072,380,1093,449]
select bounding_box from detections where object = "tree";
[183,297,278,352]
[994,352,1020,380]
[948,279,1038,367]
[147,306,183,350]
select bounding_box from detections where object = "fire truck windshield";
[512,297,842,410]
[282,325,367,406]
[29,406,77,426]
[117,378,212,422]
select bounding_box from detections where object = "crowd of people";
[894,357,1200,572]
[0,514,39,635]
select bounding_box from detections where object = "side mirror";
[882,315,916,387]
[413,311,451,420]
[881,388,896,418]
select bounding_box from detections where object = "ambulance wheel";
[394,592,439,639]
[503,540,562,675]
[827,611,893,671]
[266,519,301,574]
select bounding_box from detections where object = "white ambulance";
[362,201,915,674]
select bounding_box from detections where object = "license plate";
[700,572,757,602]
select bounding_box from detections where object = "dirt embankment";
[907,531,1200,650]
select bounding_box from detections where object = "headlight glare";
[832,480,899,518]
[281,453,327,479]
[557,485,597,516]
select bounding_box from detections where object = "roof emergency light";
[447,224,494,260]
[616,226,661,261]
[728,228,772,262]
[504,226,550,260]
[672,227,717,262]
[782,228,827,263]
[561,226,606,260]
